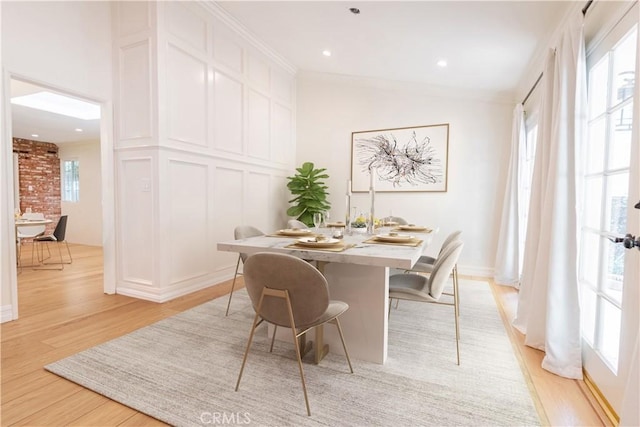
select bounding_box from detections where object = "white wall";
[58,141,102,246]
[297,72,513,276]
[112,2,296,302]
[1,1,112,321]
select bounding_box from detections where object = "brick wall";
[13,138,61,234]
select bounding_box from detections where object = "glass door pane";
[582,19,636,382]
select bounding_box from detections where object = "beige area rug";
[46,279,540,426]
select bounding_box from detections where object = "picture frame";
[350,123,449,192]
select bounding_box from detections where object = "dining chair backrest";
[234,226,264,262]
[439,230,462,256]
[53,215,69,241]
[389,216,409,225]
[428,240,464,300]
[242,252,329,329]
[287,219,309,229]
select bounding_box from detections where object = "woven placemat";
[363,237,423,247]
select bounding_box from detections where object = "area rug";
[46,279,541,426]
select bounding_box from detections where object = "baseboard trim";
[583,369,619,426]
[1,304,14,323]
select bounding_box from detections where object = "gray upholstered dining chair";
[409,230,462,273]
[389,240,464,365]
[226,225,264,316]
[235,252,353,416]
[286,219,309,229]
[405,230,462,309]
[386,216,409,225]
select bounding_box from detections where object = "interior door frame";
[2,70,116,320]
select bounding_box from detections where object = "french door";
[580,5,638,416]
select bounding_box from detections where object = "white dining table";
[15,218,53,229]
[217,228,433,364]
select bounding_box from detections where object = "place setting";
[268,228,316,237]
[285,235,355,252]
[363,232,424,247]
[390,224,433,233]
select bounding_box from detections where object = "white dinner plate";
[381,221,399,227]
[397,225,432,232]
[326,222,346,228]
[296,237,342,248]
[277,228,313,236]
[375,234,415,243]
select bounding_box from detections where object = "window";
[518,122,537,273]
[62,159,80,202]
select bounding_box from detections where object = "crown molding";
[198,1,298,76]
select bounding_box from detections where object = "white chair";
[225,225,264,316]
[389,240,464,364]
[235,252,353,416]
[17,212,46,267]
[287,219,309,229]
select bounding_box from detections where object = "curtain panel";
[494,104,525,286]
[513,8,586,380]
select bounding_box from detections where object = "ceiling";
[218,1,572,95]
[9,1,572,144]
[10,79,101,145]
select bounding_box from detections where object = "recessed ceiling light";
[31,134,39,138]
[75,128,83,132]
[349,7,360,14]
[11,91,100,120]
[437,59,448,68]
[322,50,332,57]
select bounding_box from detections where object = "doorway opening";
[7,75,114,319]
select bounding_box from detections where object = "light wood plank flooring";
[2,244,609,426]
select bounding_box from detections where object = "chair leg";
[56,242,65,270]
[225,256,242,316]
[283,293,311,416]
[235,296,265,392]
[62,241,72,264]
[334,317,354,373]
[38,242,64,270]
[269,325,278,353]
[453,275,460,366]
[453,265,460,323]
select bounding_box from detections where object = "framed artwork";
[351,123,449,192]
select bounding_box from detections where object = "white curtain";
[619,7,640,425]
[513,9,586,379]
[494,104,525,286]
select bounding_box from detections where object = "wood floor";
[2,244,610,426]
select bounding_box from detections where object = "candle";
[347,179,352,196]
[368,168,375,234]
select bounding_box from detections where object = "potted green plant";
[286,162,331,227]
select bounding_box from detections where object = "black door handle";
[607,233,640,251]
[623,234,640,250]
